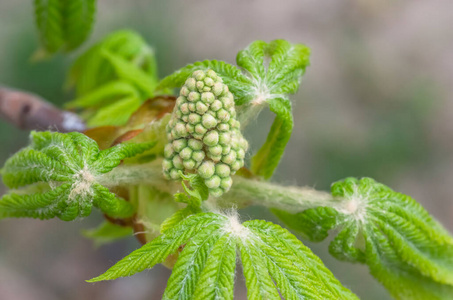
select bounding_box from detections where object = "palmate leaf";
[158,39,310,179]
[33,0,96,57]
[89,212,357,300]
[0,131,155,221]
[66,30,158,127]
[274,177,453,299]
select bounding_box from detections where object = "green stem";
[98,161,346,213]
[221,176,345,212]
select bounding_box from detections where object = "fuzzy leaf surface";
[33,0,96,57]
[89,212,356,300]
[0,131,154,221]
[275,177,453,299]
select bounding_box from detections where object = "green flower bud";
[202,114,217,129]
[193,70,205,81]
[192,150,205,162]
[196,102,208,114]
[205,175,221,189]
[183,159,196,170]
[164,144,174,158]
[208,145,222,157]
[180,103,190,114]
[212,83,224,96]
[172,155,183,169]
[172,139,187,152]
[195,124,207,135]
[180,86,189,97]
[220,177,233,190]
[188,138,203,150]
[162,158,173,171]
[170,169,180,180]
[203,131,219,146]
[179,147,193,160]
[204,77,214,87]
[196,81,204,91]
[188,113,201,125]
[217,109,229,122]
[185,78,196,90]
[219,132,231,145]
[201,92,215,104]
[210,100,222,111]
[218,123,230,132]
[186,123,195,134]
[216,163,231,178]
[188,91,200,102]
[163,69,248,197]
[210,188,224,198]
[199,161,215,178]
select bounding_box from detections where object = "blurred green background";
[0,1,452,299]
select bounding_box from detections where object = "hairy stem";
[220,176,345,211]
[99,161,346,213]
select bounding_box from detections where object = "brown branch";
[0,86,86,132]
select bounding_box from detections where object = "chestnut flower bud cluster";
[163,69,248,197]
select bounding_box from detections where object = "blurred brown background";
[0,0,452,299]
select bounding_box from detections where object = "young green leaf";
[89,211,357,300]
[192,234,237,300]
[179,172,209,204]
[0,131,155,221]
[33,0,96,57]
[66,30,158,126]
[275,177,453,299]
[88,213,226,282]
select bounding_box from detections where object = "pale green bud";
[218,123,230,132]
[180,86,189,97]
[196,102,208,114]
[179,147,193,160]
[188,138,203,150]
[170,169,180,180]
[210,100,222,112]
[192,150,205,162]
[162,159,173,171]
[195,124,207,135]
[183,159,196,170]
[164,144,174,158]
[212,82,224,96]
[188,113,201,125]
[172,139,187,152]
[216,163,231,178]
[196,81,204,91]
[204,77,214,87]
[188,91,200,102]
[199,161,215,178]
[205,175,221,189]
[172,155,183,169]
[219,132,231,145]
[203,131,219,146]
[186,123,195,134]
[208,145,222,156]
[180,103,190,114]
[210,188,223,198]
[193,70,206,81]
[201,92,215,104]
[185,78,196,90]
[220,177,233,190]
[202,114,217,129]
[217,109,229,122]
